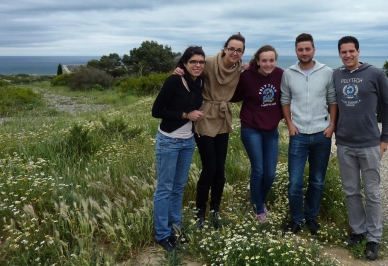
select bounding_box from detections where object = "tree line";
[59,39,388,78]
[86,40,181,77]
[91,40,388,78]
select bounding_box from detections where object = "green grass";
[0,82,386,265]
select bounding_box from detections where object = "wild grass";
[0,82,387,265]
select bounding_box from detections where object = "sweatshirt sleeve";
[151,76,183,120]
[230,79,244,103]
[326,69,337,105]
[377,71,388,142]
[280,71,291,105]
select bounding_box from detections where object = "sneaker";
[196,215,205,229]
[283,221,301,235]
[157,237,177,252]
[264,206,270,215]
[255,213,267,223]
[305,219,320,235]
[345,232,365,247]
[364,241,378,260]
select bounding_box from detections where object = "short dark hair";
[250,45,278,64]
[338,36,359,51]
[295,33,314,48]
[222,32,245,56]
[176,46,205,69]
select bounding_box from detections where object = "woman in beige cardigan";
[176,33,245,228]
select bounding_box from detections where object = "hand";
[173,67,185,76]
[323,125,335,138]
[380,141,388,159]
[242,62,250,71]
[187,110,204,121]
[287,122,299,136]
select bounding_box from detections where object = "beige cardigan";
[195,52,241,137]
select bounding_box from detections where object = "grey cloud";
[1,0,388,56]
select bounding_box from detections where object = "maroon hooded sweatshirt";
[231,63,284,130]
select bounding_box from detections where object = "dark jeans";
[288,132,331,224]
[195,133,229,212]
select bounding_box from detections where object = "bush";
[118,72,170,96]
[0,86,44,116]
[51,74,71,86]
[67,66,113,91]
[99,115,143,140]
[59,124,97,160]
[0,80,11,87]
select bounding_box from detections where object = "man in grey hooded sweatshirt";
[334,36,388,261]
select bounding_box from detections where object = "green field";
[0,78,386,265]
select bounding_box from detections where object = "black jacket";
[152,75,203,133]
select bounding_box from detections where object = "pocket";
[157,133,178,148]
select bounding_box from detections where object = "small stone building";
[62,65,82,74]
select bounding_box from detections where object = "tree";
[57,63,63,75]
[122,40,181,76]
[383,60,388,77]
[87,53,127,77]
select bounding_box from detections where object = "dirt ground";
[322,246,388,266]
[128,246,201,266]
[126,244,388,266]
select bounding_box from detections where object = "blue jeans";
[153,132,195,242]
[241,125,279,214]
[288,132,331,224]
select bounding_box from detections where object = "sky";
[1,0,388,58]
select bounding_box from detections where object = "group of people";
[151,32,388,261]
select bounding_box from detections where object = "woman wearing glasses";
[176,33,245,229]
[152,46,205,251]
[231,45,283,223]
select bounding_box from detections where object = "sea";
[0,55,387,75]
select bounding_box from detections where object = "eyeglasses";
[188,60,206,65]
[226,47,244,54]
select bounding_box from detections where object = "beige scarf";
[195,51,242,137]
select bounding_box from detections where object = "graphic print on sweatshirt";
[341,78,363,107]
[260,84,277,106]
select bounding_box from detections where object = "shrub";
[51,74,71,86]
[58,124,97,161]
[0,80,11,87]
[99,116,143,140]
[0,86,44,116]
[67,66,113,91]
[118,72,169,96]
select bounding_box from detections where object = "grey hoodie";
[333,63,388,147]
[281,60,336,134]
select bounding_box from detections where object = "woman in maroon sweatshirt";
[231,45,284,222]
